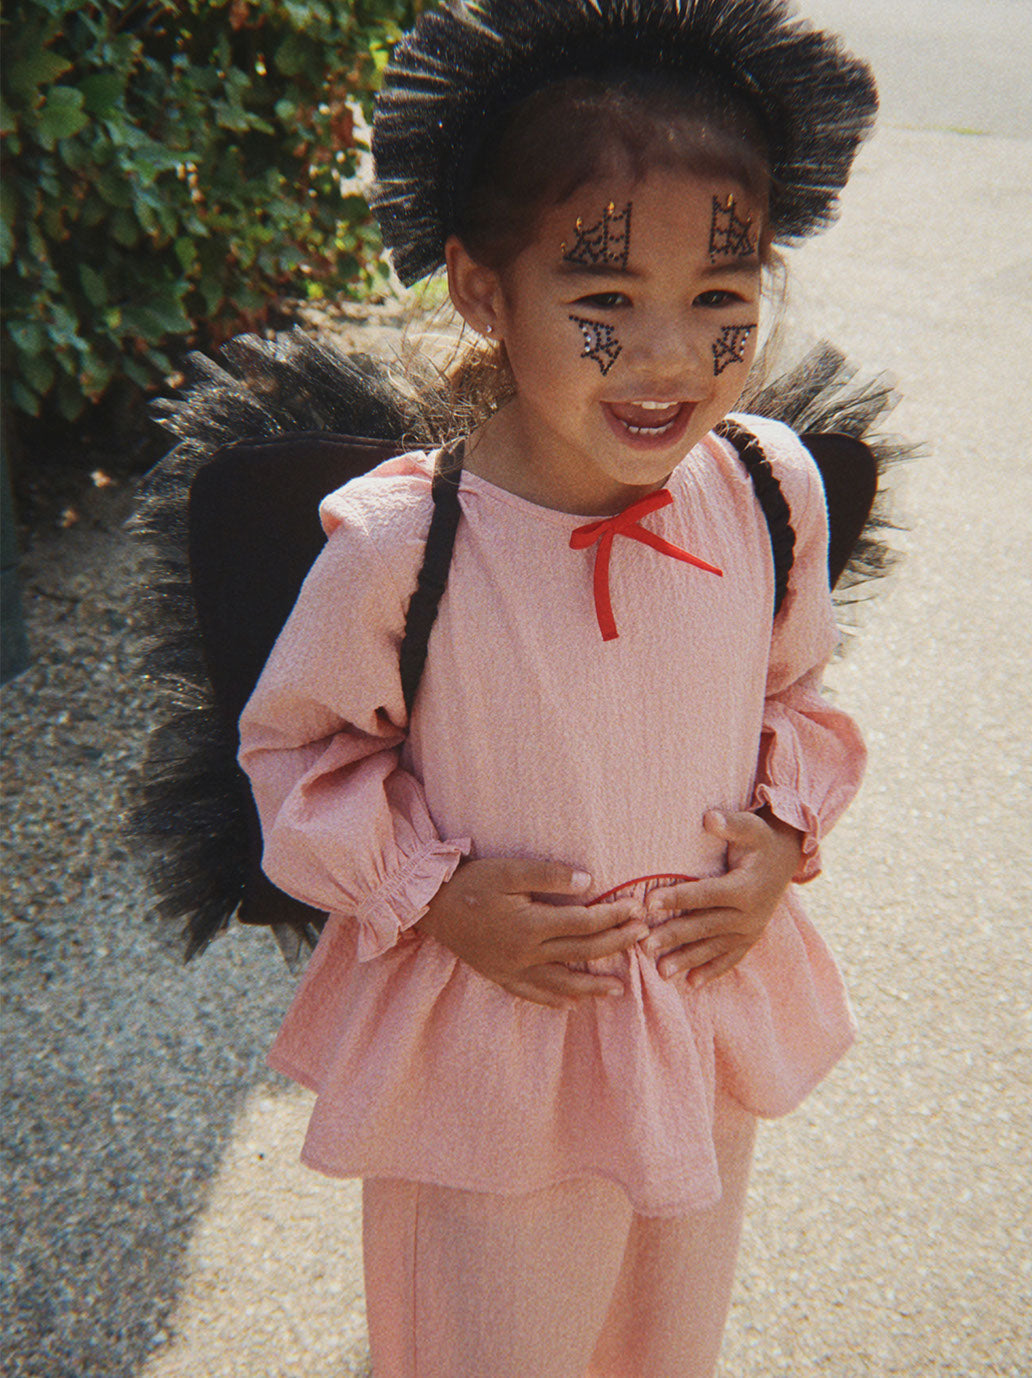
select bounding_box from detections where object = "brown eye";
[575,292,629,310]
[695,289,743,309]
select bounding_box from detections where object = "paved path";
[802,0,1032,138]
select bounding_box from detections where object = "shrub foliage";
[1,0,420,421]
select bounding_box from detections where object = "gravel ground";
[3,124,1031,1377]
[1,482,303,1374]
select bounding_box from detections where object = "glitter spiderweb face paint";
[561,201,632,269]
[562,201,631,374]
[709,194,756,261]
[569,315,623,375]
[712,324,757,375]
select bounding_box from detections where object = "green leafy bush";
[1,0,421,421]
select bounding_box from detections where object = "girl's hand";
[642,809,804,988]
[416,858,649,1010]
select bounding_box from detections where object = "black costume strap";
[715,419,796,617]
[399,441,465,717]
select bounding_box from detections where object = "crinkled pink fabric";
[238,416,866,1216]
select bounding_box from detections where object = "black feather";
[371,0,879,283]
[129,330,434,963]
[742,341,919,612]
[129,328,913,964]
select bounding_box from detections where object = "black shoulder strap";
[398,442,465,717]
[714,418,796,617]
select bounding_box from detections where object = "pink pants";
[362,1100,756,1378]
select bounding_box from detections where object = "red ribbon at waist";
[569,488,723,641]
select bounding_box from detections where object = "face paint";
[709,195,756,261]
[561,201,633,270]
[712,324,757,375]
[569,315,622,375]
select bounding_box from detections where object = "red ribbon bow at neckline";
[569,488,723,641]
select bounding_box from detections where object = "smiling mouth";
[604,400,694,440]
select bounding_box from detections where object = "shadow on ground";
[1,499,299,1375]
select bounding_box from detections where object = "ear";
[445,235,504,340]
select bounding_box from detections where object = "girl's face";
[472,167,765,514]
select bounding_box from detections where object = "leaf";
[0,218,13,268]
[79,263,107,307]
[7,50,72,101]
[110,209,139,247]
[79,72,124,118]
[36,86,88,150]
[39,162,60,197]
[122,290,192,341]
[273,32,309,77]
[56,372,85,422]
[20,352,56,396]
[7,319,46,355]
[146,348,173,374]
[95,169,131,209]
[9,377,42,415]
[79,356,114,399]
[57,137,91,171]
[0,95,17,136]
[173,236,197,273]
[133,196,160,236]
[122,356,152,388]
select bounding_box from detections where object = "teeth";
[626,419,677,435]
[633,400,678,410]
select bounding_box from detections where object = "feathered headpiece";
[370,0,878,285]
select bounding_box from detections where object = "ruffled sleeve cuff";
[751,783,823,884]
[354,837,471,962]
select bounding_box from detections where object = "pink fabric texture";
[238,415,867,1216]
[361,1093,755,1378]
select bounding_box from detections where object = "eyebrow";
[554,258,762,281]
[699,259,763,277]
[554,261,642,280]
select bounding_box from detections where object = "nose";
[621,311,709,388]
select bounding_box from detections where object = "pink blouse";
[238,416,866,1216]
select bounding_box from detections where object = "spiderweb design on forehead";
[562,201,632,270]
[709,195,757,261]
[569,316,623,375]
[713,324,756,375]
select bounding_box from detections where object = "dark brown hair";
[456,69,776,272]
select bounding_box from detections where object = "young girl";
[237,2,877,1373]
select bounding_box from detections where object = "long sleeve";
[237,484,470,961]
[748,424,867,882]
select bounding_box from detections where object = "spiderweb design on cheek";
[710,195,757,260]
[712,324,757,376]
[561,201,633,269]
[569,316,623,375]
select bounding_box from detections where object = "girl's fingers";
[542,917,649,963]
[703,808,768,845]
[657,936,735,979]
[643,909,738,956]
[543,966,625,1000]
[645,876,730,916]
[685,948,747,988]
[529,898,647,939]
[507,982,571,1011]
[501,858,594,896]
